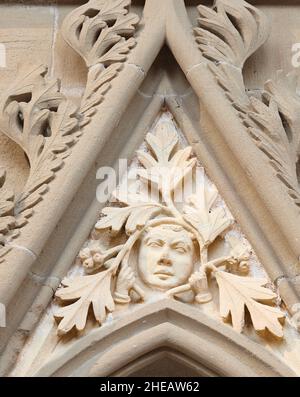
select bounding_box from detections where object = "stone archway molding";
[111,348,217,377]
[35,300,295,377]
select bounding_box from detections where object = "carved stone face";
[138,224,194,290]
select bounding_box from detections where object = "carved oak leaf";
[215,270,285,338]
[0,65,79,214]
[137,122,197,194]
[113,177,160,206]
[95,204,161,235]
[55,267,115,336]
[183,184,232,247]
[195,0,269,68]
[143,124,178,165]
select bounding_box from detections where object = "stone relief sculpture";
[0,0,139,264]
[61,0,139,128]
[248,73,300,208]
[1,0,300,377]
[138,223,195,291]
[192,0,300,334]
[195,0,300,208]
[55,119,285,339]
[0,65,80,214]
[0,168,27,263]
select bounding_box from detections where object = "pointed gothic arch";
[34,300,294,377]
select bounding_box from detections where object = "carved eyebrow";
[144,237,165,245]
[170,240,191,250]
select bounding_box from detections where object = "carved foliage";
[79,63,121,126]
[0,168,32,262]
[215,271,284,338]
[55,267,115,336]
[195,0,300,208]
[0,65,80,215]
[183,189,232,248]
[137,125,197,196]
[62,0,139,127]
[0,169,15,262]
[0,168,15,239]
[55,120,284,338]
[0,0,139,263]
[62,0,139,67]
[194,0,269,68]
[194,0,269,117]
[247,72,300,206]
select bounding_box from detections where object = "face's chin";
[144,273,182,290]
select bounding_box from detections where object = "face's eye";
[173,245,188,254]
[147,240,164,248]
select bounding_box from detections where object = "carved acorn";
[79,247,106,274]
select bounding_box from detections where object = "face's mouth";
[154,267,174,280]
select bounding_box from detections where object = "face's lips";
[154,267,174,279]
[155,274,172,280]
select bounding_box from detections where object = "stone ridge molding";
[54,119,285,340]
[0,0,300,377]
[36,300,295,377]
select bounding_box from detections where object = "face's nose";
[158,253,172,266]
